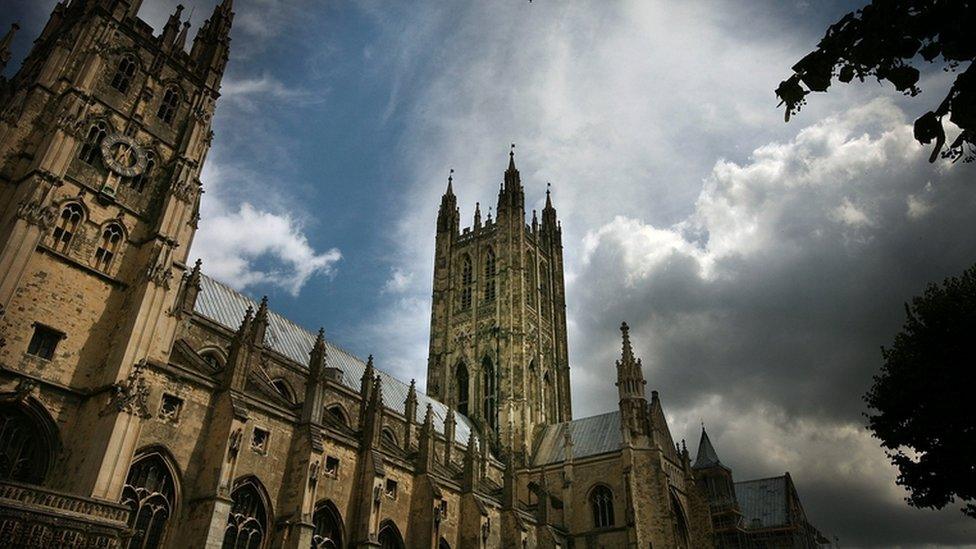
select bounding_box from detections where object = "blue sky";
[5,1,976,546]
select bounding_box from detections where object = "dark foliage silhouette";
[864,264,976,518]
[777,0,975,162]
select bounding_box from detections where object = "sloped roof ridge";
[193,274,475,447]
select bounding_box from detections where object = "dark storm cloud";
[570,99,976,546]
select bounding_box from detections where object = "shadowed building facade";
[0,2,818,548]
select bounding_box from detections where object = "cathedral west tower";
[426,147,571,460]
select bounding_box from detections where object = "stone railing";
[0,480,130,548]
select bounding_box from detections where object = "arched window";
[111,54,138,93]
[590,485,614,529]
[0,402,55,484]
[51,203,84,253]
[482,356,496,431]
[94,223,124,272]
[121,451,178,549]
[526,251,536,308]
[455,362,469,416]
[200,350,223,369]
[311,500,343,549]
[460,255,473,310]
[325,405,348,427]
[378,520,404,549]
[381,428,398,448]
[528,360,540,420]
[79,120,108,165]
[671,492,690,549]
[439,538,451,549]
[483,248,496,302]
[223,478,269,549]
[271,378,294,403]
[157,86,180,124]
[128,150,155,192]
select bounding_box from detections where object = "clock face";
[100,133,147,178]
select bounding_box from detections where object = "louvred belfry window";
[157,87,180,124]
[94,223,124,272]
[79,121,108,165]
[51,203,83,253]
[111,54,137,93]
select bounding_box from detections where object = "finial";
[314,327,326,348]
[620,321,634,363]
[445,168,455,195]
[366,354,375,371]
[507,143,517,172]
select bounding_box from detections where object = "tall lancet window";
[460,255,473,310]
[483,248,496,302]
[590,485,615,528]
[456,362,469,416]
[543,371,555,421]
[526,251,536,308]
[121,452,177,549]
[482,356,497,431]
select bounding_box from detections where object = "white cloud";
[191,159,341,296]
[382,268,413,294]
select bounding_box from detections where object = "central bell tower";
[426,147,571,460]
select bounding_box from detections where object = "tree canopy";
[864,264,976,518]
[776,0,975,162]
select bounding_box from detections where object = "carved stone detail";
[103,361,151,419]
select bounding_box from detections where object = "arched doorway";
[0,400,57,484]
[121,449,179,549]
[311,500,343,549]
[378,519,404,549]
[223,477,271,549]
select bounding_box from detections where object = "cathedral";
[0,1,825,548]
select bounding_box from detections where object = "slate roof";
[532,411,623,466]
[734,475,789,529]
[194,274,475,446]
[693,428,722,469]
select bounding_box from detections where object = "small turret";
[160,4,184,50]
[404,379,418,448]
[251,296,269,348]
[437,169,460,234]
[417,404,435,472]
[474,202,482,229]
[358,355,375,427]
[362,375,384,448]
[301,328,328,424]
[616,322,651,442]
[463,431,481,491]
[190,0,234,89]
[497,144,525,221]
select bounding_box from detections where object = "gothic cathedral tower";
[426,147,571,460]
[0,0,231,500]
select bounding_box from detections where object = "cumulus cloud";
[571,99,976,546]
[191,159,341,297]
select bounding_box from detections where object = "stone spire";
[362,375,384,448]
[190,0,234,88]
[474,202,482,229]
[358,355,375,427]
[615,322,651,442]
[178,258,203,313]
[0,23,19,73]
[693,425,722,469]
[615,322,646,401]
[174,21,191,52]
[463,431,481,491]
[498,144,525,220]
[437,169,459,234]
